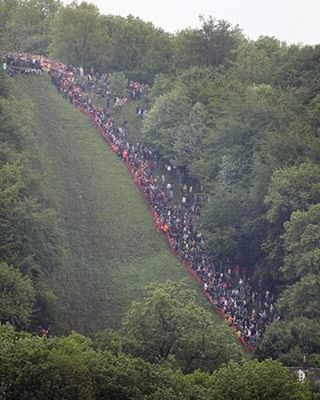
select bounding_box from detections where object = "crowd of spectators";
[128,80,148,99]
[2,52,43,75]
[2,52,278,347]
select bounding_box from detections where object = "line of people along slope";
[2,52,278,348]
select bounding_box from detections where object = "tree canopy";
[0,67,62,330]
[96,281,242,373]
[0,262,35,327]
[0,325,313,400]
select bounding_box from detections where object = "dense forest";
[1,0,320,398]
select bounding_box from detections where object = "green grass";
[12,76,240,350]
[83,82,145,144]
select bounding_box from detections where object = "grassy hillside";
[9,76,203,335]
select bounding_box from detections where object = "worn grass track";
[12,76,239,347]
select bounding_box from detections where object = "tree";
[0,74,63,330]
[142,86,192,157]
[110,71,127,97]
[103,14,151,73]
[265,161,320,226]
[281,204,320,279]
[0,0,18,50]
[101,14,174,80]
[231,38,285,85]
[0,326,210,399]
[117,281,242,373]
[143,86,208,173]
[199,16,242,67]
[201,184,259,261]
[172,102,208,172]
[0,156,60,275]
[174,28,203,69]
[209,359,310,400]
[255,318,320,367]
[177,66,221,105]
[147,73,177,103]
[261,162,320,285]
[49,2,111,70]
[0,328,96,400]
[0,262,35,328]
[88,350,209,400]
[277,274,320,319]
[174,16,242,69]
[4,0,61,53]
[143,28,174,78]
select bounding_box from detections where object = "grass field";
[12,76,239,347]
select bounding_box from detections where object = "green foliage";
[0,0,15,50]
[49,2,111,70]
[142,86,192,157]
[141,38,320,299]
[282,204,320,279]
[1,324,315,399]
[0,73,63,328]
[143,86,209,171]
[2,3,243,79]
[0,262,35,328]
[0,157,60,274]
[110,71,127,96]
[137,31,320,370]
[3,0,320,375]
[102,14,174,80]
[147,73,177,103]
[209,359,311,400]
[177,66,221,105]
[265,162,320,226]
[174,16,242,69]
[231,40,270,83]
[0,327,96,400]
[255,318,320,367]
[173,102,208,172]
[259,163,320,285]
[0,325,211,400]
[49,8,175,79]
[99,281,242,373]
[277,274,320,319]
[1,0,61,53]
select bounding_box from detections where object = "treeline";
[0,325,312,400]
[0,0,241,81]
[142,40,320,365]
[0,70,62,330]
[0,283,316,400]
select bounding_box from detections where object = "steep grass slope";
[12,75,209,335]
[11,75,241,356]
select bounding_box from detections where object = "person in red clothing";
[162,222,169,233]
[154,214,163,231]
[122,149,128,162]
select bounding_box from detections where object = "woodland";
[0,1,320,398]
